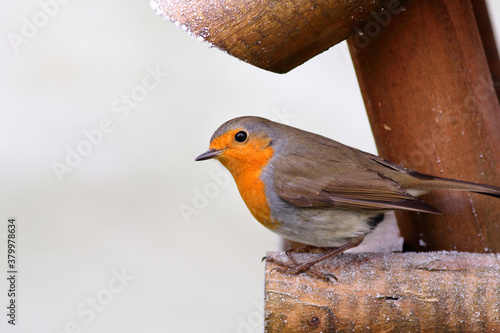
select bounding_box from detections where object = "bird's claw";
[266,256,338,282]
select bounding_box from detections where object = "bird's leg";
[284,245,331,265]
[268,235,365,281]
[261,245,328,263]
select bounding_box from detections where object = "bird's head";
[195,116,276,177]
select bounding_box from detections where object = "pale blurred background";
[1,1,499,332]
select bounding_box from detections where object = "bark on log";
[265,251,500,332]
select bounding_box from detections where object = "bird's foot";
[269,260,339,282]
[266,249,339,282]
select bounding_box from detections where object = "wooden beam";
[348,0,500,252]
[152,0,413,73]
[264,251,500,332]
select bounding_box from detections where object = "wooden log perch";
[265,251,500,332]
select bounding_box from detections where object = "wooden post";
[348,0,500,252]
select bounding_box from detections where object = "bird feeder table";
[152,0,500,330]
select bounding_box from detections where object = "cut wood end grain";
[265,251,500,332]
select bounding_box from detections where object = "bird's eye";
[234,131,248,143]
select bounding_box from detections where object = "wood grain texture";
[265,251,500,332]
[152,0,412,73]
[348,0,500,252]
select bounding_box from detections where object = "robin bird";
[195,116,500,279]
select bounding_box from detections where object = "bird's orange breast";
[211,132,279,230]
[233,167,279,231]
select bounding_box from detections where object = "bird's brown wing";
[272,155,441,214]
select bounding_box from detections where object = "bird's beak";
[195,148,223,161]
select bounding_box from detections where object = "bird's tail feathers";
[409,171,500,198]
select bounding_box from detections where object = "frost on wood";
[265,251,500,332]
[151,0,215,43]
[150,0,414,73]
